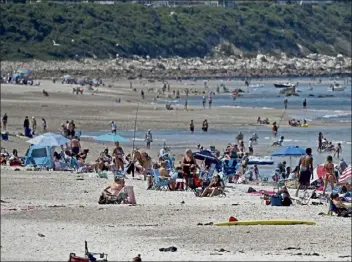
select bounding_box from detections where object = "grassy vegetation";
[0,2,351,60]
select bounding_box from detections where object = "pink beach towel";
[124,186,136,205]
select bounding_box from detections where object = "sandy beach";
[1,78,351,261]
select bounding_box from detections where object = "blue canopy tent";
[93,133,129,143]
[24,144,55,169]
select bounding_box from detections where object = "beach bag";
[247,187,256,193]
[270,195,282,206]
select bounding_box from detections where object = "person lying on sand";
[201,175,225,197]
[329,192,352,217]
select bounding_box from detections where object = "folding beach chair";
[152,169,170,191]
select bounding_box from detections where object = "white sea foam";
[220,105,274,110]
[322,112,351,119]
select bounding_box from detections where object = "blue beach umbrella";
[271,145,306,167]
[93,133,129,143]
[26,132,70,147]
[271,146,306,157]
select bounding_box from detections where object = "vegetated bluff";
[0,2,351,60]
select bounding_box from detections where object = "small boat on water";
[328,84,346,91]
[249,84,264,88]
[274,82,295,88]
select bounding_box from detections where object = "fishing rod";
[132,103,139,152]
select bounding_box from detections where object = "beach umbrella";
[339,165,352,184]
[193,150,222,171]
[26,132,70,147]
[93,133,129,143]
[271,145,306,167]
[313,164,325,181]
[271,146,306,157]
[62,74,73,79]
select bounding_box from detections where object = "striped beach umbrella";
[339,165,352,185]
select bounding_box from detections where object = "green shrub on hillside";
[0,2,351,60]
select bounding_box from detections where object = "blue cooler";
[1,132,8,141]
[270,194,283,206]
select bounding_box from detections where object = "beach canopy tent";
[24,144,55,169]
[94,133,129,143]
[27,132,70,147]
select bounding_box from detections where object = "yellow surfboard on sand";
[216,220,316,226]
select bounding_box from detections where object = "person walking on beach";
[248,138,254,155]
[202,96,206,108]
[334,143,342,159]
[189,120,195,133]
[284,99,288,110]
[295,148,313,197]
[42,118,47,133]
[303,99,307,111]
[272,122,278,137]
[202,119,209,132]
[111,121,117,135]
[23,116,30,136]
[208,96,212,109]
[2,113,8,131]
[31,116,37,135]
[318,132,323,152]
[145,129,153,149]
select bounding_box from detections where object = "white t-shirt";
[248,140,253,148]
[111,123,117,130]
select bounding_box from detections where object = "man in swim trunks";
[295,148,313,197]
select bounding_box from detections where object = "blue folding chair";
[152,169,170,191]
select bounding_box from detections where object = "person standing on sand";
[141,90,145,100]
[303,99,307,111]
[208,96,212,109]
[202,119,209,132]
[23,116,30,135]
[295,148,313,197]
[184,99,188,111]
[42,118,47,133]
[31,116,37,135]
[2,113,8,131]
[111,121,117,135]
[284,99,288,110]
[145,129,153,149]
[202,96,206,108]
[190,120,195,133]
[322,155,335,196]
[272,122,278,137]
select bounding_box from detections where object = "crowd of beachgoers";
[1,111,351,218]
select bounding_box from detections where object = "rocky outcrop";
[1,53,351,79]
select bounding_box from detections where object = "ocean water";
[153,77,352,123]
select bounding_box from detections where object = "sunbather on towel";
[201,175,225,197]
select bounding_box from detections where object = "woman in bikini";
[322,155,335,195]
